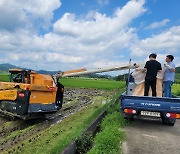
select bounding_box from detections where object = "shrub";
[175,90,180,96]
[76,132,93,154]
[88,104,126,154]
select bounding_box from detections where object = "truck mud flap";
[0,90,30,116]
[16,90,30,115]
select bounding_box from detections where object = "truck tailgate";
[121,95,180,113]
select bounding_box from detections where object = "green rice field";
[172,84,180,96]
[0,74,10,82]
[0,74,125,90]
[59,78,125,90]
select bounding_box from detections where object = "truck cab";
[9,69,31,84]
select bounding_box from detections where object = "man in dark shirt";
[56,81,64,109]
[143,53,162,97]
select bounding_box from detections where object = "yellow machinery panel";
[0,82,30,91]
[0,89,17,101]
[30,74,55,86]
[28,73,57,104]
[29,90,56,104]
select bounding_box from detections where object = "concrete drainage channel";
[61,96,121,154]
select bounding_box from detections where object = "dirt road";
[122,118,180,154]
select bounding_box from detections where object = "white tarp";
[132,62,165,97]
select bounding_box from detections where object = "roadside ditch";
[61,89,126,154]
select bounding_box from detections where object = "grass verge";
[88,103,126,154]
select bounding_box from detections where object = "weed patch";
[76,132,93,154]
[88,103,126,154]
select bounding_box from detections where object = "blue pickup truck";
[121,80,180,126]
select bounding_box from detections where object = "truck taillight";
[166,113,176,118]
[176,114,180,119]
[18,93,25,98]
[124,109,136,114]
[49,87,55,91]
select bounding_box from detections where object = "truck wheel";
[162,118,168,125]
[124,115,134,121]
[168,122,175,126]
[129,117,134,121]
[162,118,175,126]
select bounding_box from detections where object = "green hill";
[175,66,180,73]
[175,73,180,84]
[0,63,18,72]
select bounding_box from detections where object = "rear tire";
[168,122,175,126]
[162,117,175,126]
[124,114,134,121]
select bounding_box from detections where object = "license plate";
[140,111,160,117]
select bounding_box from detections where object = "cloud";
[7,51,83,64]
[53,0,146,37]
[0,0,149,71]
[131,26,180,57]
[53,0,146,56]
[145,19,170,29]
[156,54,180,67]
[46,53,84,63]
[1,0,178,72]
[97,0,109,5]
[0,0,61,31]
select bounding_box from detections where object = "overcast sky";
[0,0,180,73]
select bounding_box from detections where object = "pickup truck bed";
[121,92,180,126]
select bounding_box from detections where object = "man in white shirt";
[163,55,175,97]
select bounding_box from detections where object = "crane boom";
[52,63,136,84]
[62,64,135,77]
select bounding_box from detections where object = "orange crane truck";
[0,64,134,120]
